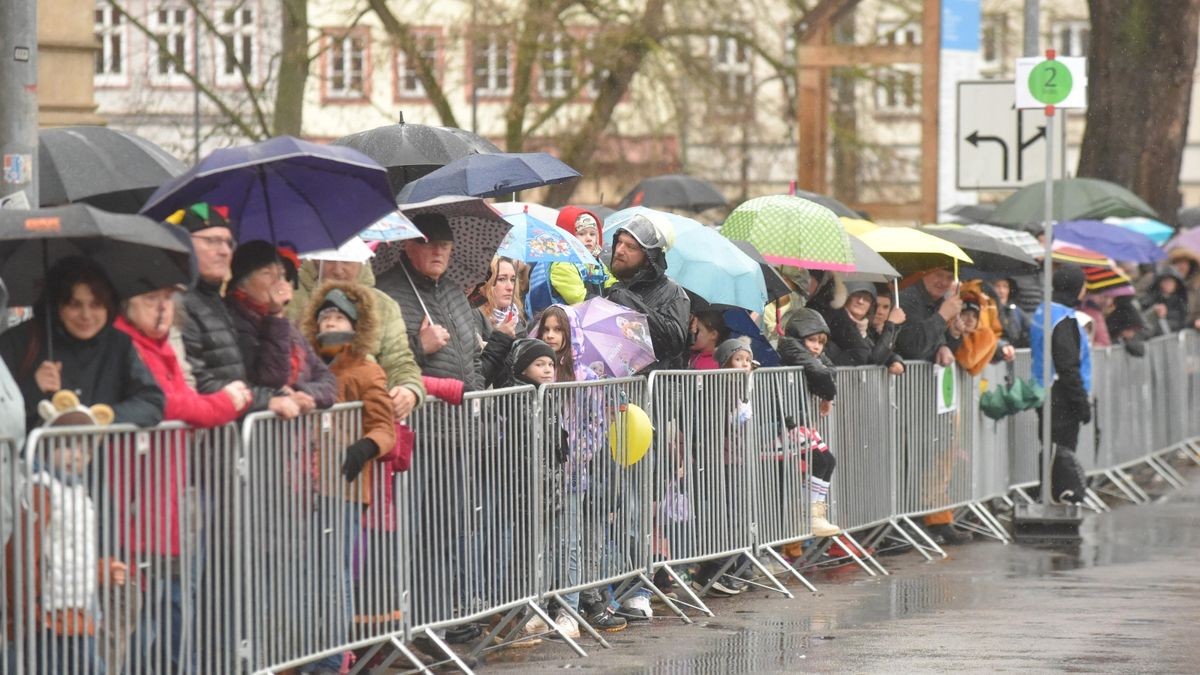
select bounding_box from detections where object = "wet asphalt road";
[482,472,1200,673]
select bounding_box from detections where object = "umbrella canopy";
[359,210,424,243]
[397,152,581,203]
[721,309,780,367]
[845,234,901,282]
[1054,219,1165,264]
[1166,227,1200,258]
[922,224,1039,274]
[497,209,598,265]
[1105,216,1175,245]
[665,226,767,313]
[787,185,861,219]
[300,237,375,263]
[965,223,1044,258]
[1178,206,1200,230]
[989,177,1158,225]
[943,203,996,224]
[0,204,194,305]
[729,240,792,301]
[577,204,615,221]
[39,126,187,213]
[853,226,973,276]
[551,297,657,378]
[721,195,855,272]
[332,118,500,194]
[1050,240,1112,266]
[492,201,560,226]
[617,174,727,212]
[1083,264,1135,296]
[371,196,511,293]
[141,136,396,254]
[604,206,697,249]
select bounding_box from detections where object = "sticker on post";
[934,363,959,414]
[3,154,31,185]
[0,190,30,210]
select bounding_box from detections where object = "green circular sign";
[941,367,955,408]
[1028,60,1073,105]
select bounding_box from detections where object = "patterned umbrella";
[720,195,855,271]
[370,195,511,292]
[965,223,1044,258]
[1105,217,1174,245]
[554,297,657,378]
[497,208,598,265]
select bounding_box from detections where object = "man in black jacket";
[895,264,961,365]
[604,216,690,371]
[175,203,294,417]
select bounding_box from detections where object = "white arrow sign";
[956,80,1066,191]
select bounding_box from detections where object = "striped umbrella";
[966,223,1044,258]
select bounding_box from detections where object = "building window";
[326,32,367,99]
[473,35,511,96]
[539,32,575,98]
[980,13,1007,72]
[150,5,190,85]
[1053,20,1090,57]
[217,4,256,85]
[94,5,126,85]
[395,32,439,98]
[710,34,752,101]
[877,21,921,46]
[875,68,919,113]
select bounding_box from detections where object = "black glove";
[556,427,569,465]
[342,438,379,483]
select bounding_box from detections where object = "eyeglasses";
[192,234,237,250]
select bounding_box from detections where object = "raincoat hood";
[1167,247,1200,281]
[785,307,830,339]
[1150,268,1187,297]
[1051,265,1087,307]
[301,280,379,358]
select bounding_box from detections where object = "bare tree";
[1078,0,1200,220]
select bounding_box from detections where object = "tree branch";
[366,0,460,128]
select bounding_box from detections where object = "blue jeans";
[131,568,191,674]
[299,498,357,673]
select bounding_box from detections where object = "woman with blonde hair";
[474,256,528,341]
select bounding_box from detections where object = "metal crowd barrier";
[4,333,1200,673]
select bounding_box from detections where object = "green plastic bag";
[980,385,1012,420]
[1005,376,1045,411]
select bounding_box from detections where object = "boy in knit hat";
[715,336,754,371]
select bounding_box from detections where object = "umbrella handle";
[400,260,434,324]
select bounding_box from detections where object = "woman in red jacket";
[112,286,251,672]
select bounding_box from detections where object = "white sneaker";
[618,594,653,621]
[523,614,548,636]
[548,611,580,639]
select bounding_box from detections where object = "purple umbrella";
[1166,227,1200,258]
[1055,219,1165,264]
[551,297,656,378]
[140,136,396,254]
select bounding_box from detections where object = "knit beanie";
[557,206,603,240]
[317,288,358,327]
[714,337,753,368]
[511,338,557,378]
[229,240,283,288]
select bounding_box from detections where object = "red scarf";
[231,288,305,385]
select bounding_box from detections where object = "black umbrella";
[945,203,996,224]
[0,204,195,306]
[789,187,861,219]
[729,239,791,301]
[921,225,1039,274]
[333,114,501,195]
[617,174,727,212]
[39,126,187,213]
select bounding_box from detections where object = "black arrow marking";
[1016,114,1048,181]
[967,130,1010,181]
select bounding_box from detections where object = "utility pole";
[1023,0,1040,57]
[0,0,39,209]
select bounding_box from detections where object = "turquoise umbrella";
[1105,217,1174,246]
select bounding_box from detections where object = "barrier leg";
[417,628,476,674]
[735,553,795,597]
[1151,453,1188,486]
[349,637,431,675]
[900,516,948,559]
[659,564,714,617]
[1181,441,1200,465]
[963,503,1010,544]
[839,531,889,576]
[759,546,818,594]
[825,534,877,577]
[885,519,934,561]
[1101,469,1145,504]
[1117,467,1154,502]
[635,571,693,624]
[526,600,587,657]
[549,591,611,649]
[467,605,528,661]
[1083,488,1111,512]
[976,503,1013,541]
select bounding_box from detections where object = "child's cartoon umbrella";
[497,207,599,265]
[562,297,657,378]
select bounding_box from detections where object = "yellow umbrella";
[852,225,973,277]
[839,217,878,237]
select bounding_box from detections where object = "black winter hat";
[229,240,283,288]
[511,338,557,377]
[1051,265,1086,306]
[412,213,454,242]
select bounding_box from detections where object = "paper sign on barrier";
[935,363,959,414]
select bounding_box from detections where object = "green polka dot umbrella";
[720,195,855,272]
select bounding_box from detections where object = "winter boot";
[811,502,840,537]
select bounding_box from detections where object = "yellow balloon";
[609,403,653,467]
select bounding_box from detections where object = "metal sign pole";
[1039,106,1055,506]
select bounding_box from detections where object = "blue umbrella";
[1055,219,1166,264]
[722,309,780,367]
[396,152,580,203]
[603,206,702,248]
[666,225,767,312]
[141,136,395,254]
[1105,217,1175,246]
[497,209,598,265]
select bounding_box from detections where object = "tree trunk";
[273,0,309,137]
[1077,0,1200,221]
